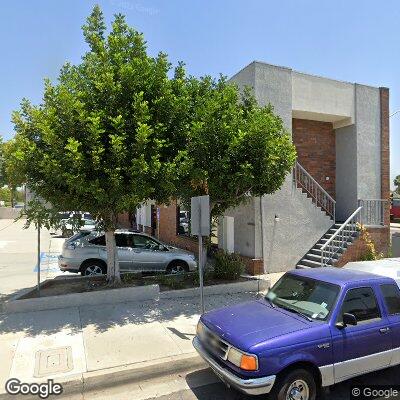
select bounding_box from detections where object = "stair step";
[296,264,312,269]
[328,228,356,234]
[319,236,356,244]
[305,253,322,262]
[310,248,342,257]
[301,259,323,268]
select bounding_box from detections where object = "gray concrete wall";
[229,62,256,94]
[0,207,21,219]
[355,84,381,201]
[335,124,358,221]
[258,178,333,273]
[254,62,293,131]
[223,199,256,258]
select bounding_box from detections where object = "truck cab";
[193,267,400,400]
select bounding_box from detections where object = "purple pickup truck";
[193,267,400,400]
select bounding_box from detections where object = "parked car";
[193,267,400,399]
[391,198,400,221]
[59,211,96,237]
[58,230,197,276]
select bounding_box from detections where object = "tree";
[1,138,25,206]
[11,6,192,284]
[176,84,296,219]
[10,6,296,284]
[0,136,5,188]
[394,175,400,195]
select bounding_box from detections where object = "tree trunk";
[10,187,14,208]
[105,229,121,284]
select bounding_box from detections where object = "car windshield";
[265,274,340,321]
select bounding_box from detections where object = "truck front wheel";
[270,368,317,400]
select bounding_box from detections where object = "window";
[266,274,340,321]
[176,203,190,236]
[115,233,134,248]
[392,199,400,207]
[89,235,106,246]
[381,284,400,315]
[133,235,159,249]
[340,287,381,323]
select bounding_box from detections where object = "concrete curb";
[3,277,269,313]
[0,353,205,399]
[3,283,159,313]
[160,278,270,299]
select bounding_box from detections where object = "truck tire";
[270,368,316,400]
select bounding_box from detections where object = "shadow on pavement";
[0,292,258,337]
[185,365,400,400]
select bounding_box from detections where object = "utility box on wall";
[222,216,234,254]
[393,233,400,258]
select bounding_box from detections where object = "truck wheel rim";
[286,379,309,400]
[85,265,103,275]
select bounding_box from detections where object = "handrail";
[320,206,363,267]
[358,199,388,226]
[294,162,336,219]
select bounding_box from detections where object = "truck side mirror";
[343,313,357,326]
[336,313,357,329]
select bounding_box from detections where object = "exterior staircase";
[294,162,335,220]
[296,223,359,268]
[296,207,363,269]
[293,161,367,269]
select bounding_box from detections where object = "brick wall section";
[292,118,336,198]
[117,212,130,228]
[380,87,390,227]
[336,227,390,267]
[239,256,264,275]
[158,201,199,255]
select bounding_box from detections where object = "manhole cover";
[34,347,73,377]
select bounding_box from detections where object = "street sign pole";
[191,195,209,315]
[37,223,41,297]
[198,234,204,314]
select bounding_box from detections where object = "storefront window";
[177,204,190,236]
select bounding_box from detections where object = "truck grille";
[202,325,231,360]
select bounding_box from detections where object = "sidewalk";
[0,290,261,399]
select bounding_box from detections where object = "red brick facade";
[336,227,390,267]
[239,256,264,275]
[292,118,336,198]
[157,201,199,255]
[380,87,391,228]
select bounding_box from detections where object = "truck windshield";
[266,274,340,321]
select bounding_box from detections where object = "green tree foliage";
[176,84,296,217]
[394,175,400,195]
[0,138,25,206]
[10,6,296,284]
[0,136,5,188]
[11,6,194,283]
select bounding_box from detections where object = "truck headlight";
[227,347,258,371]
[196,321,205,340]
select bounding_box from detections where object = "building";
[137,61,390,275]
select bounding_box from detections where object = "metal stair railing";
[320,206,363,267]
[293,161,336,220]
[358,199,388,226]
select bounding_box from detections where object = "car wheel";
[270,369,317,400]
[81,261,106,276]
[166,261,189,275]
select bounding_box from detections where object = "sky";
[0,0,399,187]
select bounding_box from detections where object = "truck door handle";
[379,327,390,334]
